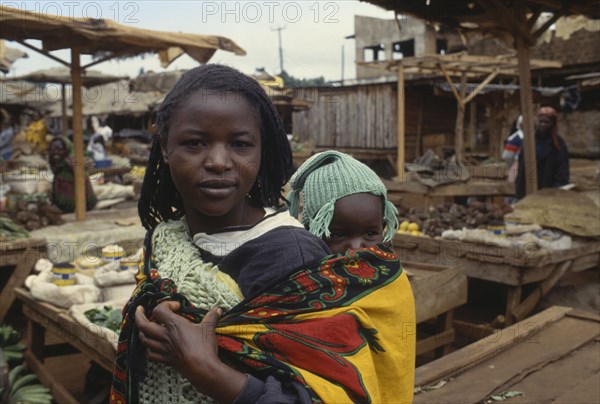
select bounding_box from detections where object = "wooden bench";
[414,306,600,403]
[405,261,468,357]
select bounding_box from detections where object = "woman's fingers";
[202,306,223,326]
[150,300,181,324]
[136,306,169,341]
[199,306,222,344]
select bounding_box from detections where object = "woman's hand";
[136,301,220,375]
[135,302,246,403]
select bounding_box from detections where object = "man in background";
[515,107,569,199]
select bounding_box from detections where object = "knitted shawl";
[112,219,242,403]
[111,219,415,404]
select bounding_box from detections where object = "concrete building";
[354,15,463,80]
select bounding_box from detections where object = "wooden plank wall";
[292,83,456,162]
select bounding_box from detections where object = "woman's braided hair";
[138,64,293,231]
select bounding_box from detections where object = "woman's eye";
[184,139,206,148]
[232,141,251,148]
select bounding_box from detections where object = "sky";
[2,0,396,82]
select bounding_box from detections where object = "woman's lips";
[198,180,236,198]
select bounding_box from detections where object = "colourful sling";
[111,235,415,404]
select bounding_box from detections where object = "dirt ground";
[539,266,600,314]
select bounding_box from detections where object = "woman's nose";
[205,145,232,173]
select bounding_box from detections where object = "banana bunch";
[0,325,25,365]
[2,365,53,404]
[128,165,146,178]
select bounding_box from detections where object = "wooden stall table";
[405,261,467,358]
[394,234,600,326]
[414,306,600,403]
[88,165,131,183]
[384,178,515,210]
[15,288,116,403]
[0,238,47,321]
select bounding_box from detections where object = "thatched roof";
[5,67,128,88]
[0,5,245,66]
[0,40,28,73]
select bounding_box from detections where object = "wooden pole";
[415,96,424,158]
[396,63,405,182]
[454,73,467,162]
[516,2,538,196]
[469,101,477,152]
[70,48,86,221]
[61,84,68,136]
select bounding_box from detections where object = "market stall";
[0,4,245,220]
[363,0,600,196]
[4,67,129,137]
[0,237,46,321]
[28,209,145,263]
[395,232,599,325]
[15,288,117,404]
[393,188,600,326]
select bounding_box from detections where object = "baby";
[288,150,399,253]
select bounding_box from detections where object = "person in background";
[48,136,97,213]
[87,131,107,162]
[0,108,15,159]
[288,150,415,402]
[502,115,523,183]
[502,115,523,205]
[515,106,569,199]
[91,115,113,145]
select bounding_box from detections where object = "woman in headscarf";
[48,136,97,212]
[515,106,569,199]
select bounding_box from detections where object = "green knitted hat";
[288,150,399,242]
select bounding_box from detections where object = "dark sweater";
[515,132,569,199]
[201,225,330,297]
[196,217,330,404]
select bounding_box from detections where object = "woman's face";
[324,193,384,254]
[537,115,554,136]
[48,140,68,166]
[162,91,263,234]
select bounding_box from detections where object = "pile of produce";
[84,305,123,332]
[398,201,513,238]
[0,217,29,241]
[1,324,53,404]
[1,324,26,365]
[396,220,423,236]
[4,193,64,231]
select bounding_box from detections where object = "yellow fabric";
[218,271,416,403]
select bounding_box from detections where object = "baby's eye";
[366,231,380,237]
[329,231,345,239]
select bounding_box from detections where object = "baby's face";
[324,193,384,254]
